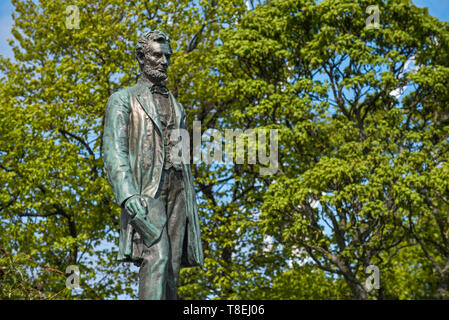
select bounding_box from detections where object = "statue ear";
[136,51,145,67]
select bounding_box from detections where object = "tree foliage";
[1,0,449,299]
[216,0,449,299]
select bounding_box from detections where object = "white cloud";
[262,235,274,253]
[389,55,419,100]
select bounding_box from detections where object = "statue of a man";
[103,30,203,300]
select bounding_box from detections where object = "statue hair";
[136,30,172,58]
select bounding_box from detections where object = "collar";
[137,75,169,97]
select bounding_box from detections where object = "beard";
[143,64,167,84]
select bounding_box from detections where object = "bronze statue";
[103,30,203,300]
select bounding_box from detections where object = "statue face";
[141,41,171,84]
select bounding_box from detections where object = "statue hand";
[125,195,147,218]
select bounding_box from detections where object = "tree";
[3,0,448,300]
[2,0,299,300]
[0,0,145,299]
[215,0,449,299]
[0,0,251,299]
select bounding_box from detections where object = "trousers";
[137,167,186,300]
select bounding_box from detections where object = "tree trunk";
[435,273,449,300]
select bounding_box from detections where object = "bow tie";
[150,84,169,97]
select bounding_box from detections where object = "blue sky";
[413,0,449,22]
[0,1,13,59]
[0,1,448,60]
[0,0,447,299]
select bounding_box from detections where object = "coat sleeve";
[103,89,138,206]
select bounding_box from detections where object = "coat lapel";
[168,91,185,129]
[134,80,185,133]
[135,85,162,135]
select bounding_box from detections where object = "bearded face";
[140,40,172,84]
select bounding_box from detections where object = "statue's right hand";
[125,195,147,218]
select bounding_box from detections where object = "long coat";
[103,78,204,268]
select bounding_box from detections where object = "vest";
[153,93,182,171]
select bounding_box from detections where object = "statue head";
[136,30,172,84]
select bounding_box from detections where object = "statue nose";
[161,56,169,67]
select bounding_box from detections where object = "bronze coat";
[103,79,203,267]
